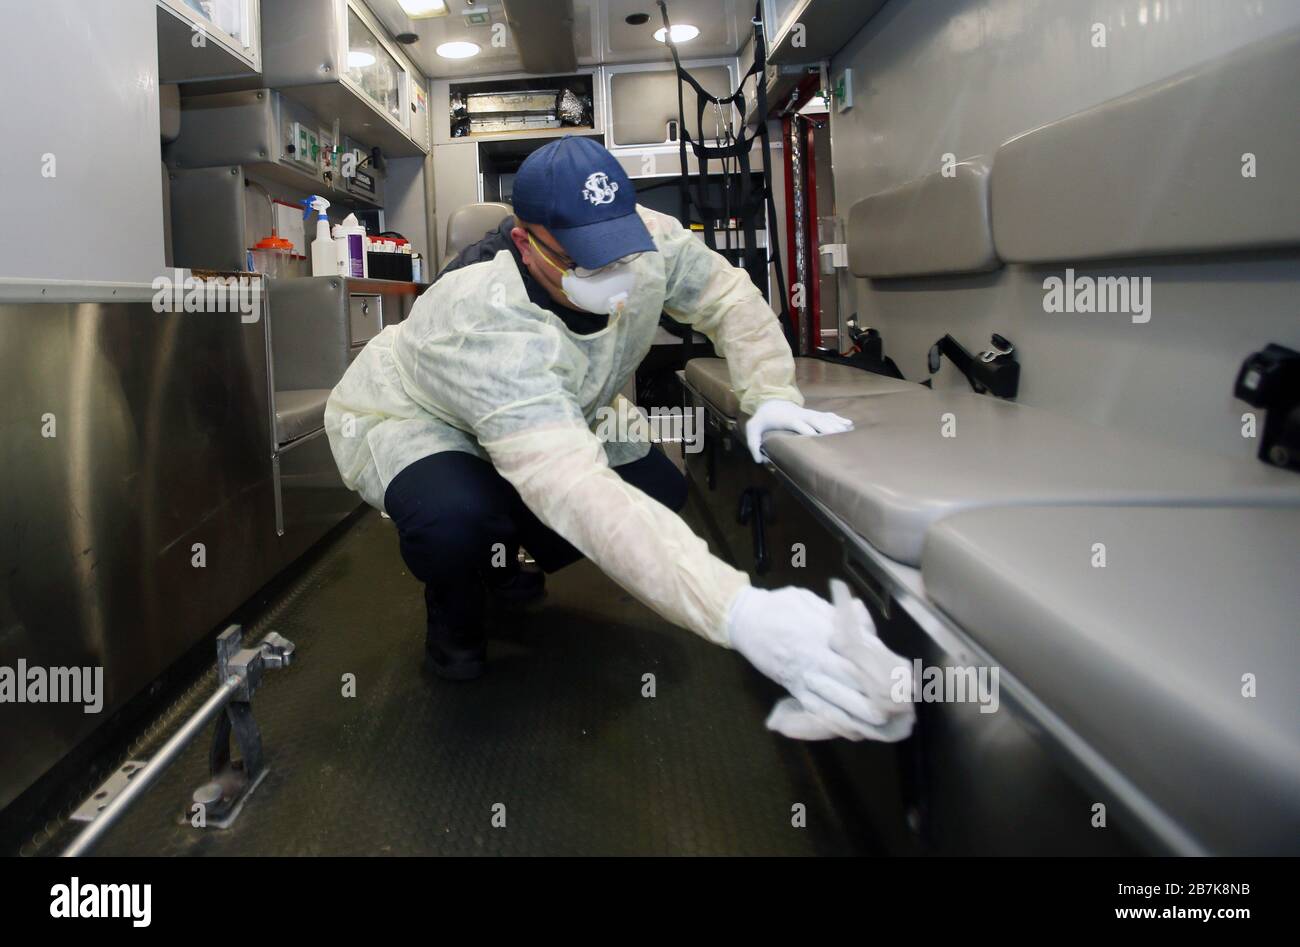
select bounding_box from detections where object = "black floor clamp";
[926,333,1020,399]
[1235,343,1300,472]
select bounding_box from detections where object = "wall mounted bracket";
[927,333,1020,399]
[1235,343,1300,472]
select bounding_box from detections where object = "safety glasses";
[526,229,642,277]
[574,254,643,278]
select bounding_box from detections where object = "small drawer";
[348,294,383,346]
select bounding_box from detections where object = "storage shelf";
[451,125,599,145]
[242,160,381,211]
[278,83,428,159]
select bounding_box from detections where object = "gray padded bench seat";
[684,356,916,419]
[274,388,330,445]
[991,29,1300,262]
[761,389,1300,566]
[847,157,1000,278]
[921,505,1300,855]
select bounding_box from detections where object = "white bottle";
[333,213,369,278]
[307,196,340,277]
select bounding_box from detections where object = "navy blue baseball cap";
[513,136,655,270]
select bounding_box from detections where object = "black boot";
[424,584,486,681]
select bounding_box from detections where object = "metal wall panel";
[0,297,279,811]
[275,429,358,562]
[827,0,1300,460]
[609,65,733,147]
[0,0,165,283]
[432,141,483,269]
[169,166,250,273]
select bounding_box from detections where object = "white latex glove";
[745,398,854,463]
[726,581,916,742]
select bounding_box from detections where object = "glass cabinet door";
[345,8,407,129]
[173,0,254,55]
[765,0,806,45]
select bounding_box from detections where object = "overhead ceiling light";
[397,0,449,17]
[347,49,376,68]
[654,24,700,44]
[436,41,481,59]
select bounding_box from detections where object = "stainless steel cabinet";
[345,6,405,125]
[0,285,278,813]
[157,0,262,81]
[262,0,429,157]
[164,91,387,211]
[762,0,888,65]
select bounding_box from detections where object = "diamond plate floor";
[35,490,867,856]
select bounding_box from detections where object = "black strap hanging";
[656,0,795,351]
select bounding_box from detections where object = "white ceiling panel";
[362,0,749,78]
[603,0,747,63]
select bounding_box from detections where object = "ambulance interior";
[1,0,1298,858]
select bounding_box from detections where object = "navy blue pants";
[383,447,688,630]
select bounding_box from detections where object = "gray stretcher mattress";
[684,357,916,419]
[761,389,1300,565]
[921,505,1300,854]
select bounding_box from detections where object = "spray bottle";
[305,196,339,277]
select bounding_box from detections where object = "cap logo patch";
[582,171,619,206]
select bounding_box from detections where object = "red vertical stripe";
[804,118,821,350]
[781,114,799,352]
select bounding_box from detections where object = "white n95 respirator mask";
[561,264,638,316]
[529,232,640,316]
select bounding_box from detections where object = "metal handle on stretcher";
[842,549,892,620]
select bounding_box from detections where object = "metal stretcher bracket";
[192,628,297,828]
[62,626,295,856]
